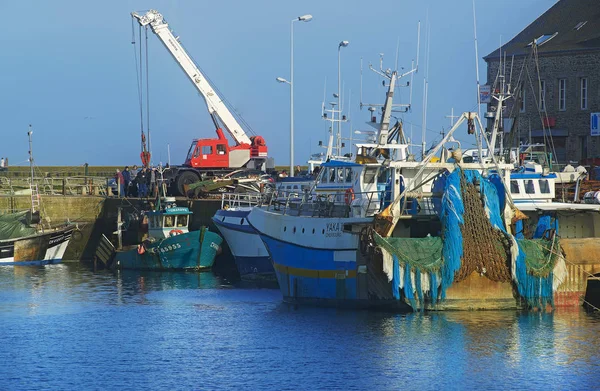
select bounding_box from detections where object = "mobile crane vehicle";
[132,9,268,195]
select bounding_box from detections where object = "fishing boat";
[0,211,75,266]
[0,128,76,266]
[247,60,600,311]
[106,196,222,271]
[212,193,275,280]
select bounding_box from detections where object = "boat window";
[510,180,520,194]
[177,215,188,227]
[346,169,353,183]
[329,168,336,183]
[152,216,160,228]
[293,185,299,190]
[525,180,535,194]
[337,168,345,183]
[164,215,175,228]
[202,146,213,155]
[363,167,378,184]
[539,179,550,194]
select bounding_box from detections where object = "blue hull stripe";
[214,209,250,218]
[0,259,62,266]
[212,217,256,234]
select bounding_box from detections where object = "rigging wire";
[145,26,151,161]
[131,18,144,141]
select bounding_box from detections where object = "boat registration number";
[159,243,182,253]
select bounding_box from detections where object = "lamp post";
[337,40,349,157]
[282,14,312,177]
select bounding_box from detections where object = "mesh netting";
[372,167,566,309]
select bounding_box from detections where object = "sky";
[0,0,556,167]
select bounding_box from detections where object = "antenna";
[415,21,421,73]
[472,0,483,159]
[360,57,363,108]
[394,36,400,71]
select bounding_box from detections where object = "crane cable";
[131,19,145,147]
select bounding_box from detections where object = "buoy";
[169,229,184,237]
[344,188,355,205]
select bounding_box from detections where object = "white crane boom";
[132,9,252,146]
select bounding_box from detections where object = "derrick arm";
[132,9,252,146]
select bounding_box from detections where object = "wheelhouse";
[147,203,193,239]
[509,173,556,203]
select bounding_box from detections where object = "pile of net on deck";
[374,167,567,309]
[0,211,37,240]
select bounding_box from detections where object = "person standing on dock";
[129,165,139,197]
[122,166,131,197]
[149,167,157,198]
[115,169,125,198]
[137,167,148,198]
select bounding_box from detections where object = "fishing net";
[372,167,566,309]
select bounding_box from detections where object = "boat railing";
[265,188,390,218]
[220,192,266,209]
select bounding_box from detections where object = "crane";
[132,9,268,194]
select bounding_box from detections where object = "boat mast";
[27,125,38,214]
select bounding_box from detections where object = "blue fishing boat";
[110,197,222,271]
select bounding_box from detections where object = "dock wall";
[0,195,235,272]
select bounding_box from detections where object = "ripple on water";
[0,263,599,390]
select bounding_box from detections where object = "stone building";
[484,0,600,165]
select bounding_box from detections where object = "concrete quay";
[0,195,234,272]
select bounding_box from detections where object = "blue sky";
[0,0,554,167]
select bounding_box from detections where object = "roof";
[484,0,600,60]
[321,160,362,168]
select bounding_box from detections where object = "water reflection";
[0,263,599,389]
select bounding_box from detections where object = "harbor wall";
[0,195,235,272]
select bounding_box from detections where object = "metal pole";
[338,45,341,157]
[290,20,295,177]
[28,125,34,185]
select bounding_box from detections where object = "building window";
[581,78,588,110]
[520,84,526,113]
[581,136,588,161]
[558,79,566,111]
[539,80,546,111]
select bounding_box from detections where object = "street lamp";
[337,40,349,156]
[285,14,312,177]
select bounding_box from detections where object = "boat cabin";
[146,198,193,239]
[314,160,382,213]
[509,172,556,203]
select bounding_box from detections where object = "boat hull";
[0,225,74,266]
[212,208,274,280]
[113,229,222,271]
[246,207,412,310]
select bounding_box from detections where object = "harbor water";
[0,263,599,390]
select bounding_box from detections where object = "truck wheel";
[176,171,200,196]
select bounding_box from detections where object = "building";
[484,0,600,165]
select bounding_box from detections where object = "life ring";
[137,244,146,255]
[169,229,184,237]
[344,188,355,205]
